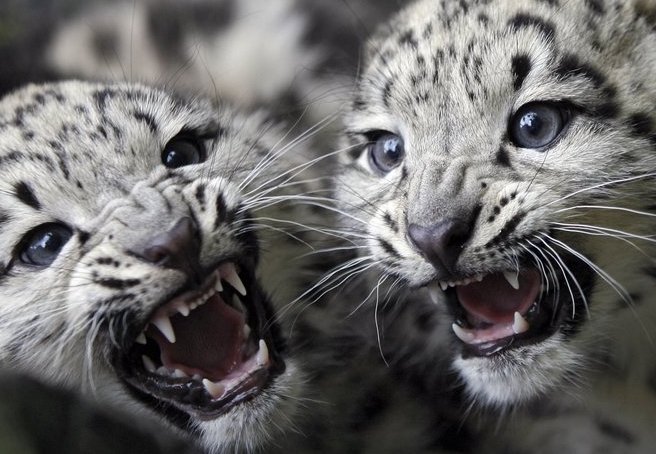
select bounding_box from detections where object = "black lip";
[112,258,287,424]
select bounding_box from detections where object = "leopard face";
[337,0,656,406]
[0,81,322,452]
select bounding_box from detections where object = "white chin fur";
[454,335,582,407]
[196,359,304,453]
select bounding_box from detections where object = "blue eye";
[368,132,405,173]
[509,102,570,149]
[20,223,73,267]
[162,136,205,168]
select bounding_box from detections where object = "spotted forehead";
[0,82,222,216]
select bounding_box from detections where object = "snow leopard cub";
[0,80,329,453]
[338,0,656,450]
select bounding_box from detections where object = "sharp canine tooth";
[428,283,441,304]
[142,355,156,373]
[136,332,147,345]
[243,324,251,339]
[215,279,223,293]
[440,281,449,291]
[222,263,247,296]
[503,270,520,290]
[152,314,176,343]
[202,379,225,398]
[173,369,187,378]
[513,312,530,334]
[256,339,269,366]
[452,323,475,343]
[177,305,190,317]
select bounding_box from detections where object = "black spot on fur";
[628,112,656,143]
[556,54,606,88]
[591,101,619,119]
[132,111,158,134]
[14,181,41,210]
[511,54,532,91]
[486,212,526,247]
[628,112,653,136]
[595,418,635,444]
[585,0,605,15]
[215,193,237,227]
[379,239,400,258]
[195,183,206,210]
[383,212,398,232]
[77,230,90,245]
[95,277,141,290]
[93,88,118,110]
[382,80,394,108]
[508,14,555,39]
[398,30,418,49]
[496,147,512,167]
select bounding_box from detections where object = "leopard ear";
[634,0,656,29]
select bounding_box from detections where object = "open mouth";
[117,261,284,421]
[432,268,565,357]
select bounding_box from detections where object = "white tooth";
[452,323,476,343]
[189,302,198,310]
[503,270,520,290]
[173,369,188,378]
[243,324,251,340]
[152,314,176,343]
[177,305,190,317]
[428,283,441,305]
[142,355,156,373]
[256,339,269,367]
[476,275,484,282]
[440,281,449,291]
[202,379,225,399]
[513,311,530,334]
[156,366,170,376]
[136,332,147,345]
[222,263,247,296]
[215,277,224,293]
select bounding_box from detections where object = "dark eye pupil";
[21,224,72,266]
[369,133,405,173]
[161,138,203,168]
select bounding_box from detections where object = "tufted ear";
[634,0,656,28]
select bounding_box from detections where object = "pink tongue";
[455,270,541,325]
[155,295,246,381]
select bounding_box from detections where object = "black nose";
[137,217,200,272]
[407,219,472,276]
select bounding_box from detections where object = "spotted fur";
[337,0,656,450]
[0,80,334,453]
